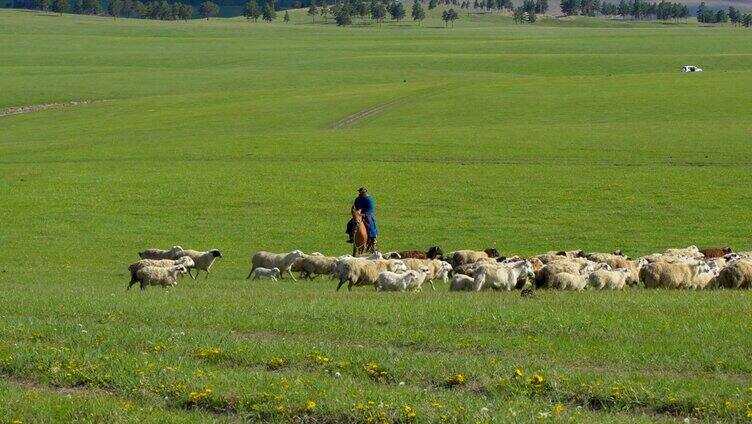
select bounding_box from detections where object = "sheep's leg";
[429,280,436,291]
[204,269,210,280]
[347,282,354,291]
[336,279,346,291]
[246,268,255,279]
[127,280,136,290]
[287,268,297,281]
[188,268,196,280]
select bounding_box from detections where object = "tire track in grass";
[0,100,106,118]
[326,84,456,130]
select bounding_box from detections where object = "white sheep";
[336,259,408,291]
[128,256,194,286]
[588,268,631,290]
[473,260,535,291]
[689,262,719,289]
[639,260,710,289]
[376,270,420,292]
[299,255,338,280]
[405,266,431,291]
[248,250,305,281]
[175,249,222,279]
[401,258,453,291]
[449,274,476,291]
[138,245,183,260]
[551,272,588,291]
[129,265,187,290]
[250,267,281,281]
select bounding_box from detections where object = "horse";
[351,207,377,256]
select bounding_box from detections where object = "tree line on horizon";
[5,0,752,26]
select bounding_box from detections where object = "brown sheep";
[699,246,733,259]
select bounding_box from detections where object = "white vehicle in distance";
[681,65,703,72]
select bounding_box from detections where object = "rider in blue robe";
[346,187,378,243]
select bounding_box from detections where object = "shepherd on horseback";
[346,187,378,255]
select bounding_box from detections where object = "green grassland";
[2,8,752,422]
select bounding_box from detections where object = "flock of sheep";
[127,244,752,293]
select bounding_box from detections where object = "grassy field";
[2,8,752,422]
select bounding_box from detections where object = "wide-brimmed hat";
[357,187,367,192]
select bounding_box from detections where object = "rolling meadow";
[1,7,752,422]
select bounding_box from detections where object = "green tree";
[714,8,727,23]
[261,2,275,21]
[411,0,424,23]
[306,0,316,21]
[534,0,546,13]
[80,0,102,14]
[512,4,524,21]
[370,1,385,25]
[158,0,170,18]
[522,0,535,20]
[743,13,752,27]
[52,0,68,13]
[696,1,712,23]
[559,0,579,15]
[728,6,740,25]
[199,0,218,18]
[354,0,368,22]
[441,7,457,26]
[243,0,261,20]
[388,1,404,20]
[131,0,146,16]
[107,0,122,17]
[320,3,329,21]
[334,2,351,24]
[37,0,50,12]
[427,0,436,9]
[283,9,289,21]
[179,2,191,18]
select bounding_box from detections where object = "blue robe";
[347,195,378,238]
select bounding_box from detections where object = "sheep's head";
[723,246,733,254]
[419,266,430,274]
[272,267,281,276]
[484,248,500,258]
[612,250,624,256]
[210,249,222,258]
[687,245,699,252]
[170,245,183,252]
[522,261,535,279]
[638,258,649,268]
[724,253,740,264]
[427,246,443,259]
[290,250,305,259]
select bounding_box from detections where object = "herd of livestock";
[126,244,752,292]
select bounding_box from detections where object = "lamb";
[639,260,711,289]
[405,266,433,291]
[127,256,194,286]
[376,270,420,292]
[713,260,752,289]
[699,246,733,259]
[393,246,444,260]
[138,245,183,260]
[473,260,535,291]
[551,272,588,291]
[401,258,453,290]
[175,249,222,279]
[128,265,187,290]
[336,259,408,291]
[299,255,338,280]
[588,268,631,290]
[250,267,281,281]
[247,250,305,281]
[689,262,719,289]
[449,274,476,291]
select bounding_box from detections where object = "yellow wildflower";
[529,374,544,386]
[554,403,565,414]
[513,368,524,379]
[306,400,317,412]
